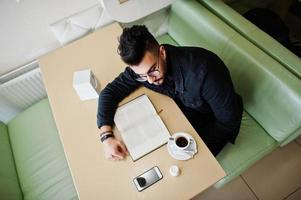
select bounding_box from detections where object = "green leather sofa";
[0,99,77,200]
[156,0,301,188]
[199,0,301,79]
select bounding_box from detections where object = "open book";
[114,94,170,161]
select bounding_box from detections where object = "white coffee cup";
[173,134,191,150]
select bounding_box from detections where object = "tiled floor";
[192,136,301,200]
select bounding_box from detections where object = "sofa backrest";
[167,0,301,144]
[0,122,23,200]
[7,99,77,200]
[200,0,301,79]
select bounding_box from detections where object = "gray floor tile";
[191,176,257,200]
[242,142,301,200]
[284,188,301,200]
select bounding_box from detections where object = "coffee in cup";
[175,135,190,150]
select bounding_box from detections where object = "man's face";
[130,46,166,85]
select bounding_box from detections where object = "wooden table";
[39,23,225,200]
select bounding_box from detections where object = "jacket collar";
[164,44,185,93]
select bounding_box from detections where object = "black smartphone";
[133,166,163,192]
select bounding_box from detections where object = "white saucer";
[167,132,197,161]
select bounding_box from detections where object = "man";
[97,25,243,161]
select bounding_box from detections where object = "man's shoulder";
[165,44,219,70]
[164,44,226,78]
[164,44,216,57]
[118,66,137,79]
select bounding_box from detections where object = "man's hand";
[102,137,128,161]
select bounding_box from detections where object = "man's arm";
[97,67,140,128]
[97,67,140,160]
[201,56,243,143]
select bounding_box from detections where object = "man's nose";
[147,75,156,84]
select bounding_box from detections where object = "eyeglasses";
[135,50,161,82]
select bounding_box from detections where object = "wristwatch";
[100,131,114,143]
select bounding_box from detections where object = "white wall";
[0,0,99,75]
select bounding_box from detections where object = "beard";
[153,77,164,85]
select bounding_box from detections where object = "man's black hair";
[118,25,159,66]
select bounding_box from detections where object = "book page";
[114,95,170,161]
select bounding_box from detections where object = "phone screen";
[133,166,163,192]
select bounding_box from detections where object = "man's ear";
[159,45,166,59]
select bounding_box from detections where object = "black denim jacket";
[97,45,243,143]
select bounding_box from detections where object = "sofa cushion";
[168,0,237,58]
[200,0,301,79]
[215,111,278,188]
[157,34,178,46]
[168,0,301,144]
[0,122,23,200]
[7,99,78,200]
[222,35,301,144]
